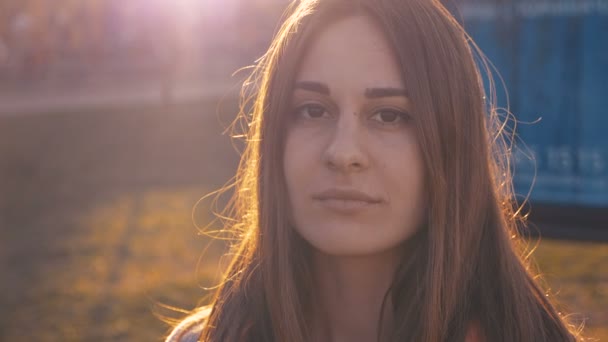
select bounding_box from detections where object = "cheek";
[378,134,423,179]
[381,141,426,220]
[283,133,315,227]
[283,132,313,195]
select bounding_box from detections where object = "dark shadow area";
[527,204,608,241]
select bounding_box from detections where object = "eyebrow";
[294,81,408,98]
[364,87,408,98]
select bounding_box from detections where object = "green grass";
[531,239,608,340]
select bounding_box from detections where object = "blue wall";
[451,0,608,207]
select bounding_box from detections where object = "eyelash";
[293,103,411,125]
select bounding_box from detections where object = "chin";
[295,223,411,257]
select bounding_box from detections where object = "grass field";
[0,102,606,341]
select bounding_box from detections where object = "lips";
[312,188,383,214]
[312,188,383,203]
[313,188,383,214]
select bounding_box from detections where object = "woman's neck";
[310,248,403,342]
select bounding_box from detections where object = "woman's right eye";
[293,103,328,119]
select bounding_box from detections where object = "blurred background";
[0,0,606,341]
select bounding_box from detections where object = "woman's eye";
[294,104,328,119]
[371,109,410,125]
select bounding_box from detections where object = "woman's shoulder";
[165,306,211,342]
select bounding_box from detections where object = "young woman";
[165,0,585,341]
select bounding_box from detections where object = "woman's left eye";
[371,109,410,125]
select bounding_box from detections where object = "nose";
[322,111,370,173]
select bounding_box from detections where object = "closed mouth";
[312,188,383,203]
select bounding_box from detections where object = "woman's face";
[283,15,427,256]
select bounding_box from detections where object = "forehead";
[295,15,404,90]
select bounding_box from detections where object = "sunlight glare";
[172,0,205,16]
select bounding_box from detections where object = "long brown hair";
[194,0,584,341]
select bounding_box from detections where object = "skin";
[283,15,427,342]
